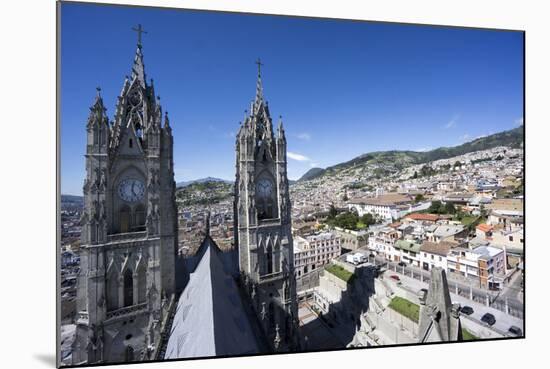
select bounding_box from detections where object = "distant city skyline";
[60,3,523,195]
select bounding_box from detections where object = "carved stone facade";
[72,35,177,365]
[418,267,463,343]
[233,64,299,351]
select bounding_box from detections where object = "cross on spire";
[255,58,264,77]
[132,24,147,47]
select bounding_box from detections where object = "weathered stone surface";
[418,267,462,343]
[234,63,299,351]
[72,33,177,365]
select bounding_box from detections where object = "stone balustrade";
[105,302,148,320]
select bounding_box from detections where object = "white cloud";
[296,133,311,141]
[444,114,459,129]
[515,117,524,126]
[461,134,470,142]
[309,162,319,168]
[287,152,311,161]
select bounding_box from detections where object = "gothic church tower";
[234,61,299,351]
[72,26,178,364]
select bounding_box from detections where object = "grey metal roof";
[165,237,259,359]
[433,225,465,238]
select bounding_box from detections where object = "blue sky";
[60,2,524,195]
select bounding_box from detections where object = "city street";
[381,269,524,336]
[370,255,524,319]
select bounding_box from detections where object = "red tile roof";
[405,213,440,222]
[476,223,493,233]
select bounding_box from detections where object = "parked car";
[508,326,523,336]
[398,261,407,267]
[460,306,474,315]
[390,275,400,282]
[481,313,496,326]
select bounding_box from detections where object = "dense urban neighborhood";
[61,125,524,361]
[58,10,524,364]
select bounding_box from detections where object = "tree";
[413,171,418,179]
[328,204,337,219]
[445,202,456,214]
[360,213,375,227]
[342,192,349,201]
[334,212,359,230]
[414,194,425,203]
[429,200,443,214]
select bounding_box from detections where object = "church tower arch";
[73,25,178,364]
[234,59,299,351]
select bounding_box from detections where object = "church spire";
[131,24,147,87]
[254,58,264,107]
[277,115,286,140]
[87,87,108,129]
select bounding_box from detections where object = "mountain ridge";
[176,177,233,188]
[297,126,523,182]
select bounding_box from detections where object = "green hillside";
[298,127,523,182]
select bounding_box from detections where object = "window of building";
[106,271,118,311]
[119,205,131,233]
[266,244,273,274]
[123,269,134,307]
[137,264,146,304]
[129,138,133,148]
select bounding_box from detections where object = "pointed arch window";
[129,138,133,148]
[123,269,134,307]
[106,270,119,311]
[133,204,146,231]
[93,125,99,145]
[137,263,146,304]
[273,242,281,273]
[266,243,273,275]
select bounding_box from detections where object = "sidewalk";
[384,272,523,336]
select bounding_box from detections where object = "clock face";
[118,178,145,203]
[256,178,273,198]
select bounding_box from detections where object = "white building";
[447,245,505,289]
[419,241,454,271]
[394,240,422,267]
[348,193,414,221]
[294,232,341,277]
[367,227,399,260]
